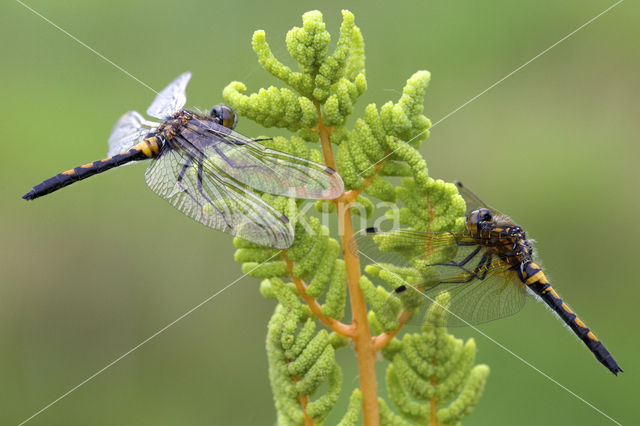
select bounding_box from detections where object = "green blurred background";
[1,0,637,424]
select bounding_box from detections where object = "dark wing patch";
[179,117,343,200]
[144,143,294,249]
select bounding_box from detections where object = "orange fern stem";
[283,254,355,337]
[314,102,381,426]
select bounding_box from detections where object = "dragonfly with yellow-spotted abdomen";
[23,72,344,248]
[352,181,622,375]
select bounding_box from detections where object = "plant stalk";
[337,200,380,426]
[314,101,337,171]
[284,255,355,337]
[313,100,380,424]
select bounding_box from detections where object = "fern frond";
[223,81,317,131]
[385,292,490,425]
[267,284,343,424]
[334,71,431,194]
[336,389,362,426]
[225,9,491,425]
[379,397,412,426]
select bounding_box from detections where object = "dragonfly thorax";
[467,208,534,263]
[494,225,534,265]
[505,227,532,258]
[156,111,194,142]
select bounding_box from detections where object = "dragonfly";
[353,181,622,375]
[23,72,344,249]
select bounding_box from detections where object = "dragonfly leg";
[438,246,481,269]
[456,241,477,247]
[470,252,495,280]
[440,251,494,284]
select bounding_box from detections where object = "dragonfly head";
[466,208,494,234]
[210,104,238,130]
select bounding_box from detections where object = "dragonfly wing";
[146,72,191,120]
[351,228,475,267]
[422,267,526,327]
[355,227,525,327]
[455,181,490,213]
[181,118,344,199]
[107,110,157,158]
[381,257,526,328]
[455,181,516,225]
[144,143,294,248]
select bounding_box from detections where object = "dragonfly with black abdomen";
[352,181,622,375]
[23,72,344,248]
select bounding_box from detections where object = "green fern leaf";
[385,292,490,425]
[225,9,491,425]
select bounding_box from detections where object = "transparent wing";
[146,72,191,120]
[455,181,490,213]
[179,117,344,199]
[144,141,294,249]
[352,227,482,268]
[353,227,526,327]
[107,110,158,158]
[389,266,527,328]
[455,181,516,225]
[449,266,526,326]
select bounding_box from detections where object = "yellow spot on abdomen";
[587,331,599,342]
[561,303,574,315]
[526,271,545,285]
[574,317,587,328]
[540,275,549,284]
[134,137,159,158]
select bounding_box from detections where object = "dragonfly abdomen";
[523,262,622,375]
[22,137,161,200]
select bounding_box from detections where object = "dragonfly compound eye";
[478,208,493,222]
[467,208,494,232]
[209,104,238,130]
